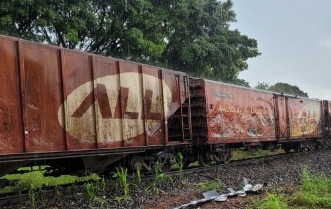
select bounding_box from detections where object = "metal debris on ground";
[214,194,228,202]
[202,190,219,199]
[172,178,264,209]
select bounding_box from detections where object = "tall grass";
[251,193,288,209]
[148,160,173,193]
[173,152,184,183]
[112,167,131,203]
[291,168,331,208]
[249,168,331,209]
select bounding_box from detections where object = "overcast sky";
[231,0,331,99]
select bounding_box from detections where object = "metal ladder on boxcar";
[168,75,192,142]
[189,79,208,144]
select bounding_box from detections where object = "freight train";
[0,35,330,177]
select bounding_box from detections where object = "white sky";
[231,0,331,100]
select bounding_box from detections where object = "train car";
[189,78,325,165]
[275,95,324,152]
[189,78,277,165]
[0,35,190,176]
[0,34,329,176]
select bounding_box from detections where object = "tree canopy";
[0,0,260,83]
[255,82,309,98]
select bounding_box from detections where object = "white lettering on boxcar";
[57,72,173,144]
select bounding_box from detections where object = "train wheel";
[132,161,142,171]
[223,150,232,164]
[199,152,212,167]
[157,153,174,172]
[160,159,172,171]
[283,145,291,153]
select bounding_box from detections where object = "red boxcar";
[190,79,324,147]
[190,79,277,145]
[0,35,189,168]
[275,95,323,140]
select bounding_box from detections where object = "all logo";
[58,72,172,143]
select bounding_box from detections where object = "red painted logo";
[58,73,172,143]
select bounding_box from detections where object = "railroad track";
[166,151,294,177]
[0,149,322,207]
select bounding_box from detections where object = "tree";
[268,82,308,97]
[230,78,250,87]
[0,0,259,83]
[161,0,260,82]
[0,0,168,61]
[255,82,308,98]
[255,82,270,90]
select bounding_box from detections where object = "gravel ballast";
[3,148,331,209]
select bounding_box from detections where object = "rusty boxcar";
[0,35,330,177]
[0,35,191,176]
[275,95,324,152]
[188,78,325,165]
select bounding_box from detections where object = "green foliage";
[255,82,270,90]
[291,168,331,208]
[84,182,97,202]
[196,179,221,192]
[0,169,100,193]
[112,167,131,203]
[249,169,331,209]
[84,181,107,207]
[174,152,184,182]
[162,0,260,81]
[134,165,142,185]
[0,0,259,83]
[230,78,250,87]
[100,176,107,192]
[29,184,36,208]
[230,149,283,161]
[250,193,288,209]
[148,160,173,193]
[255,82,308,97]
[54,185,62,197]
[268,82,308,97]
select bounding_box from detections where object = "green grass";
[248,168,331,209]
[290,168,331,208]
[0,167,100,193]
[231,149,284,161]
[195,179,221,192]
[250,193,289,209]
[113,167,131,203]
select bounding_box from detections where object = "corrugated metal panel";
[287,97,323,139]
[0,35,188,157]
[0,37,24,153]
[276,95,288,138]
[22,42,66,151]
[194,79,277,144]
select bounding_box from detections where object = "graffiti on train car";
[217,106,268,115]
[209,102,275,138]
[57,72,172,143]
[290,103,321,136]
